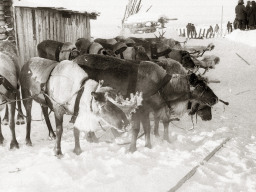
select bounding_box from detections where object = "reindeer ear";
[189,73,198,86]
[181,51,188,56]
[99,80,104,87]
[75,40,81,50]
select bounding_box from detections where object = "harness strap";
[150,43,158,59]
[120,52,124,59]
[187,101,192,110]
[55,43,64,62]
[158,48,172,58]
[70,78,87,123]
[97,47,104,54]
[0,75,17,93]
[68,48,78,60]
[125,65,139,99]
[150,43,172,59]
[115,47,127,59]
[87,43,93,54]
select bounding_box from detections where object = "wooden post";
[202,29,205,37]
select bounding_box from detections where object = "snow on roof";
[13,0,100,18]
[124,12,177,24]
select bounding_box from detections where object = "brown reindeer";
[20,58,132,155]
[0,42,21,149]
[74,54,219,152]
[37,40,79,61]
[0,41,25,126]
[153,58,220,142]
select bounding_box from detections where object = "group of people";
[185,23,220,39]
[235,0,256,30]
[206,24,220,38]
[186,23,197,38]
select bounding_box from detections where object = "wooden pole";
[168,137,231,192]
[236,53,251,65]
[221,5,223,36]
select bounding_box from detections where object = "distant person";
[235,0,247,30]
[247,1,256,29]
[206,25,213,38]
[227,21,233,33]
[186,23,192,38]
[245,1,251,29]
[191,24,197,38]
[214,24,220,37]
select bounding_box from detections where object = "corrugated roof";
[13,0,100,19]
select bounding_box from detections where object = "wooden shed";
[13,2,99,66]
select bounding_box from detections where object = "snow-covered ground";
[1,29,256,192]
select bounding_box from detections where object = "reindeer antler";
[109,92,143,115]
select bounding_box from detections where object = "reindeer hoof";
[2,119,8,125]
[85,132,96,143]
[145,143,152,149]
[73,147,82,155]
[128,145,137,153]
[10,140,19,149]
[154,132,160,137]
[26,139,32,146]
[163,138,171,143]
[54,147,63,156]
[49,132,56,140]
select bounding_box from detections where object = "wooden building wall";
[14,7,91,66]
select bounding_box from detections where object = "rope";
[0,92,38,105]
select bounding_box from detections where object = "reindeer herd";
[0,34,228,156]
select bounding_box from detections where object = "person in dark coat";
[191,24,197,38]
[206,25,213,38]
[245,1,251,29]
[186,23,192,38]
[214,24,220,37]
[248,1,256,29]
[227,21,233,33]
[235,0,247,30]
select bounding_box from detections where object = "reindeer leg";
[41,105,56,139]
[54,111,63,156]
[0,118,4,144]
[8,94,19,149]
[129,112,140,153]
[22,89,33,146]
[141,111,152,149]
[73,127,82,155]
[202,68,208,75]
[16,90,25,125]
[2,105,9,125]
[163,121,170,143]
[153,113,160,137]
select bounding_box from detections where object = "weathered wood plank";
[13,7,25,67]
[21,8,29,64]
[14,7,92,64]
